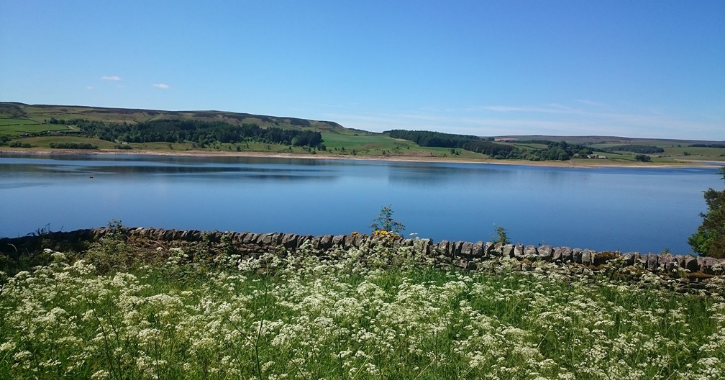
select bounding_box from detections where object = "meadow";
[1,232,724,380]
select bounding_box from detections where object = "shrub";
[689,167,725,257]
[371,205,405,235]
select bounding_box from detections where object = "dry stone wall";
[2,227,724,276]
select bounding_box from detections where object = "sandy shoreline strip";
[0,148,719,169]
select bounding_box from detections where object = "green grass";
[3,103,724,164]
[18,136,117,149]
[0,118,67,136]
[1,237,724,379]
[322,132,413,150]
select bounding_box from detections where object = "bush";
[635,154,651,162]
[8,141,32,148]
[371,205,405,235]
[689,167,725,257]
[49,142,98,149]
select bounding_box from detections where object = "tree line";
[75,119,324,148]
[690,143,725,148]
[603,145,664,154]
[386,130,516,157]
[48,142,98,150]
[387,130,599,161]
[386,130,494,147]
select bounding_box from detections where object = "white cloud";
[101,75,121,81]
[575,99,608,107]
[321,103,725,141]
[85,86,94,90]
[483,104,583,115]
[153,83,170,89]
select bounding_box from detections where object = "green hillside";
[2,102,724,164]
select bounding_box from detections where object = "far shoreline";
[0,148,720,169]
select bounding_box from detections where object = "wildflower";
[91,370,110,379]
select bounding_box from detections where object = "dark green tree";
[634,154,651,162]
[689,167,725,258]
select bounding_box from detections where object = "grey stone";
[646,253,659,271]
[439,241,452,256]
[593,251,618,266]
[297,235,312,248]
[537,245,553,260]
[513,244,525,258]
[582,249,596,265]
[683,256,699,272]
[319,235,334,249]
[460,242,474,258]
[332,234,346,247]
[699,257,719,274]
[524,245,538,258]
[621,252,637,266]
[454,241,464,257]
[572,248,583,263]
[659,255,678,273]
[281,234,299,249]
[561,247,573,262]
[472,241,484,258]
[242,233,256,244]
[502,244,515,258]
[485,242,498,256]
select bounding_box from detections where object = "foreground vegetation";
[1,231,725,380]
[690,167,725,258]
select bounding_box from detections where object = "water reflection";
[1,154,723,254]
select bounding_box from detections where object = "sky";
[0,0,723,140]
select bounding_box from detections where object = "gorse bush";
[1,238,724,380]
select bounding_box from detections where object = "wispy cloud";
[101,75,121,81]
[483,104,583,115]
[575,99,608,107]
[153,83,170,89]
[320,102,724,141]
[85,86,94,90]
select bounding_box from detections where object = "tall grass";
[1,240,724,379]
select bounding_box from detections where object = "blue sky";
[1,0,723,140]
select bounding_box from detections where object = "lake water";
[1,153,723,254]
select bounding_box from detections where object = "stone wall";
[1,227,724,276]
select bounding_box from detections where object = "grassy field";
[1,233,724,380]
[18,136,117,150]
[3,103,725,165]
[0,118,69,136]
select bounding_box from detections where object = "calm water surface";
[1,154,723,254]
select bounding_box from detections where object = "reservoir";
[1,153,723,254]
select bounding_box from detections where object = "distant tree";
[606,145,664,154]
[689,167,725,258]
[634,154,651,162]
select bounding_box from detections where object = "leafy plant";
[27,223,53,237]
[83,219,133,273]
[494,225,510,245]
[371,205,405,235]
[689,167,725,258]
